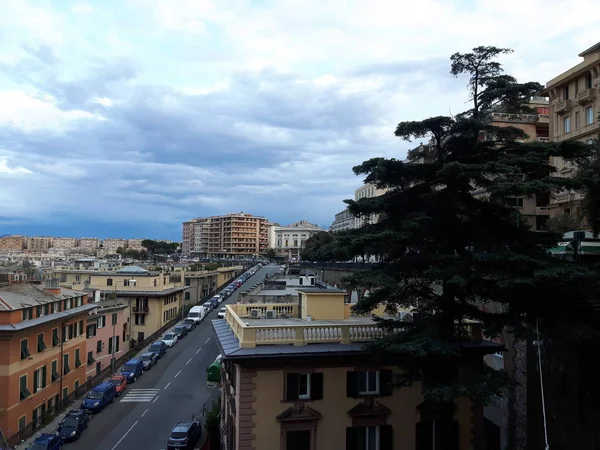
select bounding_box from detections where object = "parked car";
[166,420,203,450]
[108,374,127,395]
[172,325,188,339]
[26,433,64,450]
[182,318,197,331]
[80,382,117,413]
[161,332,178,348]
[217,307,226,319]
[187,305,206,324]
[149,340,167,358]
[140,351,158,370]
[120,358,145,382]
[57,409,89,441]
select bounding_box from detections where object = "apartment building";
[127,239,144,251]
[182,267,238,306]
[0,236,25,252]
[212,282,500,450]
[330,209,356,233]
[102,239,127,254]
[52,266,185,342]
[354,183,389,228]
[271,221,325,261]
[25,237,52,252]
[51,238,77,250]
[77,238,100,251]
[184,213,269,258]
[544,41,600,218]
[0,280,94,438]
[84,300,130,379]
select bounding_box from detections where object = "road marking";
[120,389,160,403]
[196,348,201,354]
[164,382,171,390]
[110,420,138,450]
[175,370,182,378]
[152,395,160,404]
[205,338,210,343]
[186,357,193,365]
[141,408,148,417]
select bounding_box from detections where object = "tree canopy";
[305,46,600,406]
[141,239,179,255]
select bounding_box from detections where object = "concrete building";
[77,238,100,252]
[0,280,95,437]
[267,222,280,250]
[212,277,500,450]
[25,237,52,252]
[330,209,356,233]
[272,221,325,261]
[51,238,77,250]
[51,266,186,342]
[354,183,389,228]
[184,213,269,257]
[544,41,600,219]
[102,239,127,255]
[127,239,145,251]
[182,267,238,307]
[0,236,25,252]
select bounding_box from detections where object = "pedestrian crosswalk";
[120,389,160,403]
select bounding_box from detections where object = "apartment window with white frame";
[586,107,594,125]
[358,370,379,395]
[563,116,571,133]
[97,316,106,329]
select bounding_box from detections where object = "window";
[97,316,106,328]
[19,375,31,400]
[75,349,82,368]
[586,107,594,125]
[20,339,30,360]
[51,360,59,382]
[37,333,46,352]
[87,351,95,365]
[285,430,312,450]
[108,337,114,354]
[43,304,50,315]
[346,370,393,397]
[36,305,42,317]
[107,278,113,286]
[564,86,569,99]
[285,373,323,401]
[86,324,97,338]
[64,298,72,310]
[564,116,571,133]
[52,328,59,346]
[75,379,80,390]
[415,420,458,450]
[18,415,26,431]
[184,292,190,301]
[586,73,593,89]
[22,308,33,321]
[185,278,191,286]
[346,425,393,450]
[135,314,145,325]
[97,340,103,353]
[575,111,579,129]
[62,387,69,399]
[63,354,70,375]
[112,313,118,325]
[33,366,47,391]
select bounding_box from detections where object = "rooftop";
[0,303,97,331]
[115,266,150,274]
[0,283,86,311]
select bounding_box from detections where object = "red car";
[109,374,127,396]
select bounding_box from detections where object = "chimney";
[44,278,61,295]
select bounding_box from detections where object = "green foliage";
[574,136,600,236]
[204,398,221,450]
[190,263,221,271]
[300,231,351,261]
[141,239,179,255]
[20,259,37,276]
[264,248,277,259]
[325,46,600,405]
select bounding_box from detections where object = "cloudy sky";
[0,0,598,240]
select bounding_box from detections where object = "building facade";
[127,239,144,251]
[354,183,389,228]
[77,238,100,252]
[184,213,269,257]
[25,237,52,252]
[51,238,78,250]
[545,41,600,219]
[0,280,94,437]
[267,222,280,250]
[102,239,127,255]
[0,236,25,252]
[272,221,325,261]
[212,286,499,450]
[330,210,356,233]
[51,266,186,342]
[182,267,238,306]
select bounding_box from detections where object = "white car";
[217,307,226,318]
[161,332,178,347]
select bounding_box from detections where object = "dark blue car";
[120,358,144,382]
[26,433,63,450]
[80,382,117,413]
[148,340,167,359]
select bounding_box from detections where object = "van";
[120,358,144,382]
[81,382,117,413]
[187,305,206,324]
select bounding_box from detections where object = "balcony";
[553,99,573,114]
[537,137,551,142]
[491,113,541,123]
[538,114,549,123]
[132,305,149,314]
[536,206,551,216]
[576,88,596,105]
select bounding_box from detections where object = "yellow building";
[0,236,25,251]
[212,286,498,450]
[183,267,239,306]
[51,266,186,342]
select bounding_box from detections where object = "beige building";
[102,239,127,254]
[184,213,269,257]
[50,266,185,342]
[272,221,325,260]
[183,267,238,306]
[544,41,600,218]
[0,236,25,252]
[267,222,280,250]
[51,238,77,249]
[77,238,100,251]
[330,209,356,233]
[25,237,52,252]
[354,183,389,228]
[127,239,144,251]
[212,282,499,450]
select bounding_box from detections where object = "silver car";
[140,352,158,370]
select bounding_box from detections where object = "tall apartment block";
[182,213,268,257]
[544,41,600,219]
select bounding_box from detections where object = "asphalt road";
[66,264,278,450]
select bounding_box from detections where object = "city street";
[66,265,276,450]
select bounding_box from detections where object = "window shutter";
[346,371,359,397]
[416,422,433,450]
[286,374,299,401]
[346,427,359,450]
[380,370,393,396]
[435,420,458,450]
[42,366,47,388]
[311,373,323,400]
[380,424,393,450]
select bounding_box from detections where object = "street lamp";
[111,278,137,373]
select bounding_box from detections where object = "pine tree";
[313,47,600,409]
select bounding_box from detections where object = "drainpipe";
[58,319,68,403]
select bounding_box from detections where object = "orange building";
[0,279,96,438]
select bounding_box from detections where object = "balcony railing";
[491,112,544,123]
[537,137,551,142]
[576,88,596,105]
[132,305,149,314]
[553,99,573,113]
[536,206,551,216]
